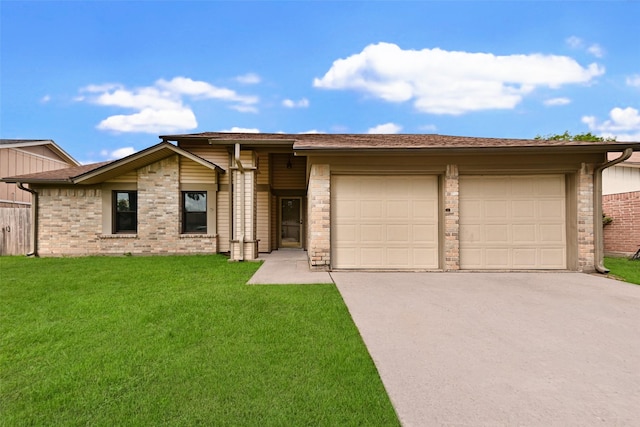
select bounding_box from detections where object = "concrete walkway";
[333,272,640,427]
[247,249,333,284]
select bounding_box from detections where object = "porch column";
[578,162,596,271]
[444,164,460,270]
[307,164,330,270]
[230,148,259,261]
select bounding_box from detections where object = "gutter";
[594,148,633,273]
[16,182,38,257]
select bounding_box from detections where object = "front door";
[280,197,302,248]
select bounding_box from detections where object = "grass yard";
[0,255,399,426]
[605,256,640,285]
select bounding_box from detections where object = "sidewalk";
[247,249,334,285]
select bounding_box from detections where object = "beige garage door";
[332,175,439,269]
[460,175,566,270]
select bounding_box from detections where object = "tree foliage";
[534,130,616,142]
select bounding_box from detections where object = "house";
[0,139,79,207]
[2,133,639,272]
[602,152,640,256]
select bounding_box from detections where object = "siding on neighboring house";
[602,164,640,195]
[0,144,75,207]
[603,191,640,255]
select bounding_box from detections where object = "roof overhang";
[293,143,640,156]
[74,142,224,184]
[2,142,224,185]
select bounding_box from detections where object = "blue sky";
[1,1,639,164]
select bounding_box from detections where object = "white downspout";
[234,143,245,261]
[17,182,38,257]
[594,148,633,273]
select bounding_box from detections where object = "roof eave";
[73,142,224,185]
[294,144,640,155]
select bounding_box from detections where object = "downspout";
[594,148,633,273]
[234,143,245,261]
[17,182,38,257]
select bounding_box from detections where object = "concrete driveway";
[332,272,640,426]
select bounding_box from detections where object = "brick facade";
[577,163,596,271]
[307,164,330,270]
[35,155,217,256]
[603,191,640,255]
[444,165,460,270]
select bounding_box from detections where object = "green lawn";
[0,256,399,426]
[605,256,640,285]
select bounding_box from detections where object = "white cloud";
[282,98,310,108]
[587,44,605,58]
[298,129,325,134]
[40,95,51,103]
[219,127,260,133]
[97,107,197,134]
[314,42,604,115]
[565,36,583,49]
[368,122,403,134]
[627,74,640,88]
[230,105,259,113]
[566,36,605,58]
[235,73,261,84]
[79,77,259,134]
[99,147,136,160]
[544,97,571,106]
[582,107,640,141]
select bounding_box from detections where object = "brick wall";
[35,155,217,256]
[444,165,460,270]
[603,191,640,255]
[577,163,596,271]
[307,164,330,270]
[38,187,102,255]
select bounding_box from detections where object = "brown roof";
[163,132,640,152]
[1,161,112,183]
[1,141,224,184]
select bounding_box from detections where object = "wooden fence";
[0,208,31,256]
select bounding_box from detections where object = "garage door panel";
[512,200,536,219]
[460,175,566,270]
[485,200,509,219]
[540,248,565,268]
[413,200,437,219]
[361,225,383,242]
[485,249,510,268]
[539,200,564,218]
[361,200,383,218]
[387,225,409,241]
[538,177,564,196]
[485,225,509,243]
[413,224,437,242]
[512,224,536,243]
[539,224,564,242]
[332,175,438,269]
[387,200,409,218]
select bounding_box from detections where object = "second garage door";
[332,175,439,269]
[459,175,566,269]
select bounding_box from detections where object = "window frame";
[113,190,138,234]
[182,190,207,234]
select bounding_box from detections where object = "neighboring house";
[2,133,639,272]
[0,139,79,207]
[602,152,640,256]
